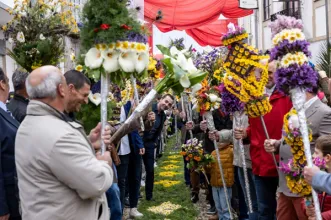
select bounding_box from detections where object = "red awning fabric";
[185,19,238,46]
[144,0,252,32]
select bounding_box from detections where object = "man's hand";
[89,123,111,150]
[185,121,194,130]
[96,151,113,166]
[233,127,246,140]
[306,204,315,217]
[200,120,207,132]
[179,111,186,120]
[264,139,280,153]
[304,165,320,185]
[139,148,145,155]
[0,214,10,220]
[147,112,156,122]
[208,131,219,142]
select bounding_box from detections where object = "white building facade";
[239,0,330,64]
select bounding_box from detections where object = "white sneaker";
[154,162,158,168]
[140,180,145,187]
[130,208,143,218]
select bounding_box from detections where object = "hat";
[218,129,233,144]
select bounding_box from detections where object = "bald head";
[268,60,277,73]
[266,60,277,89]
[26,65,66,100]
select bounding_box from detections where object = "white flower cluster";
[280,52,308,68]
[84,41,149,74]
[272,28,305,46]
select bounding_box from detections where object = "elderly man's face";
[266,61,276,89]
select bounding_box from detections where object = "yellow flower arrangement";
[167,155,182,160]
[162,164,181,170]
[147,202,182,215]
[154,180,181,187]
[162,160,180,164]
[281,109,313,197]
[245,96,272,118]
[117,80,133,107]
[159,171,181,177]
[222,32,249,46]
[283,109,312,166]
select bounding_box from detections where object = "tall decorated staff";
[2,0,79,72]
[78,0,149,154]
[109,45,207,144]
[220,24,273,213]
[269,15,321,219]
[191,48,235,219]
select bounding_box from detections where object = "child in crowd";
[209,129,234,220]
[303,135,331,219]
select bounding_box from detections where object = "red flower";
[100,24,110,30]
[121,24,132,30]
[94,28,99,33]
[199,93,207,99]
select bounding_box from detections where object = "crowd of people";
[2,60,331,220]
[0,65,176,220]
[177,61,331,220]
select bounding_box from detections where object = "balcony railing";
[270,8,301,21]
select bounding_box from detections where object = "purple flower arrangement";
[269,15,303,38]
[270,40,311,61]
[169,38,185,51]
[195,48,222,74]
[275,63,318,94]
[269,15,318,94]
[218,84,244,114]
[279,159,300,176]
[221,26,246,41]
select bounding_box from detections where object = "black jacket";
[0,106,21,218]
[191,109,233,154]
[7,94,29,123]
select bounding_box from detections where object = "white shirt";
[264,85,276,97]
[118,106,131,156]
[0,101,7,112]
[304,96,319,110]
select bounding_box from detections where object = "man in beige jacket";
[15,66,113,220]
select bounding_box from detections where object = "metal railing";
[271,7,301,21]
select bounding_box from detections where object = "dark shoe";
[191,193,199,203]
[124,197,130,208]
[207,206,216,215]
[146,197,154,201]
[138,194,142,199]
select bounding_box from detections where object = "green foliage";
[317,41,331,77]
[138,136,199,219]
[76,101,117,134]
[3,0,79,72]
[80,0,143,50]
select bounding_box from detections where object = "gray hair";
[26,72,62,99]
[12,68,29,91]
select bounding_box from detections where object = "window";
[264,0,271,21]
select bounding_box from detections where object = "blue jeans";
[234,166,249,220]
[253,175,278,220]
[106,183,122,220]
[212,187,232,220]
[237,167,259,220]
